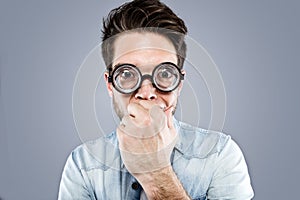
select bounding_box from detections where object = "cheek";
[114,91,131,110]
[161,91,179,106]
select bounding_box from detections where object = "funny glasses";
[108,62,185,94]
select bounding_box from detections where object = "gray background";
[1,0,299,199]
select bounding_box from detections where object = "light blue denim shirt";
[58,120,254,200]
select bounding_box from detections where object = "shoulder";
[66,132,120,171]
[174,120,233,159]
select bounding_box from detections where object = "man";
[59,0,254,199]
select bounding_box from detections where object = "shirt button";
[131,182,139,190]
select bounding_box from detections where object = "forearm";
[135,166,191,200]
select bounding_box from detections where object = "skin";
[104,32,190,199]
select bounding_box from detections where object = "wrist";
[134,165,173,185]
[134,166,191,200]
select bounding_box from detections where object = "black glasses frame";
[108,62,184,94]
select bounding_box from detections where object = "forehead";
[112,32,177,71]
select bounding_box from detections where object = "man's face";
[105,32,183,119]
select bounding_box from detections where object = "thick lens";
[113,65,140,93]
[153,63,180,91]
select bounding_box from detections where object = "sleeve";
[207,138,254,200]
[58,152,95,200]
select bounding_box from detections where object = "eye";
[153,63,180,91]
[121,69,134,79]
[114,66,140,90]
[158,69,173,79]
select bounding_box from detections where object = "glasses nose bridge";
[140,74,153,83]
[138,73,155,90]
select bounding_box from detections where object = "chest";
[86,156,213,200]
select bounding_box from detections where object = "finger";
[120,115,137,134]
[121,115,154,138]
[139,100,166,111]
[117,126,143,152]
[127,102,148,119]
[138,100,156,110]
[149,104,164,118]
[149,105,166,132]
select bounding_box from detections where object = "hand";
[116,100,178,174]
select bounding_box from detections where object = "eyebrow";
[112,62,178,71]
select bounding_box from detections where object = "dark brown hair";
[101,0,188,70]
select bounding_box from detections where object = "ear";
[104,72,113,97]
[177,69,186,96]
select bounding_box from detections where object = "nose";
[134,79,157,100]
